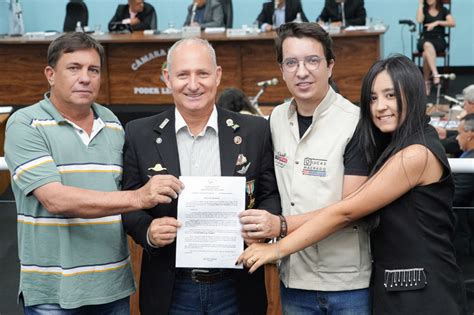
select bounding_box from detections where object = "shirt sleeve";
[4,112,61,196]
[343,127,369,176]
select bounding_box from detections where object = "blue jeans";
[169,278,239,315]
[280,283,370,315]
[23,296,130,315]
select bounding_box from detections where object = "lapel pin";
[156,137,163,144]
[226,119,234,126]
[159,118,169,129]
[148,163,167,172]
[234,136,242,145]
[236,154,247,166]
[237,162,251,175]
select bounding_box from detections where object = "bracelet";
[278,215,288,239]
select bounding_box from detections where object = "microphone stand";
[249,87,267,117]
[435,82,442,106]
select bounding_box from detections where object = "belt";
[175,268,233,284]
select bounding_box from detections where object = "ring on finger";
[256,224,260,231]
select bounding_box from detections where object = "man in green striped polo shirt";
[4,32,183,314]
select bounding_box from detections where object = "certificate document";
[176,176,245,269]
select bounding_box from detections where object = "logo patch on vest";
[302,158,327,177]
[274,151,288,168]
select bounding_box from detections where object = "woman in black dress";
[416,0,455,95]
[238,55,468,314]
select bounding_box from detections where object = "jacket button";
[295,161,299,165]
[290,202,295,206]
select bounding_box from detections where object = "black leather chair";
[219,0,233,28]
[63,0,89,32]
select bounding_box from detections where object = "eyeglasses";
[281,55,326,73]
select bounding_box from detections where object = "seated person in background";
[452,113,474,257]
[257,0,308,32]
[436,84,474,157]
[317,0,366,26]
[108,0,157,31]
[183,0,224,28]
[416,0,455,95]
[217,88,261,116]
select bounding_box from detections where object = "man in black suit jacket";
[318,0,366,26]
[108,0,157,31]
[122,38,281,314]
[257,0,308,31]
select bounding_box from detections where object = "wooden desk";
[0,30,385,106]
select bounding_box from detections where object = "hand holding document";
[176,176,246,269]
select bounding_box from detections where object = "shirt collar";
[287,86,336,120]
[41,92,100,122]
[175,105,219,136]
[129,7,138,19]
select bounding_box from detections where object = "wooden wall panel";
[0,44,109,105]
[0,31,383,107]
[108,43,171,105]
[241,41,290,105]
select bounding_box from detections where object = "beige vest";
[270,88,371,291]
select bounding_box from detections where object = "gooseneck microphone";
[257,78,279,87]
[190,2,198,25]
[433,73,456,80]
[442,94,462,106]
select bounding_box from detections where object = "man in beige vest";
[240,22,371,314]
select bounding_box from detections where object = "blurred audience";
[452,113,474,257]
[108,0,157,31]
[317,0,367,26]
[217,88,261,116]
[184,0,225,28]
[256,0,308,32]
[436,85,474,157]
[416,0,455,95]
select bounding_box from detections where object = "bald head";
[166,38,217,74]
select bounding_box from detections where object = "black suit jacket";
[318,0,366,26]
[108,2,157,31]
[257,0,308,27]
[122,107,281,315]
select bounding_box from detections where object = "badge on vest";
[302,157,327,177]
[274,151,288,168]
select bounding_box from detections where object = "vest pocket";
[315,226,361,272]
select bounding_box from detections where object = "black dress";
[370,125,468,314]
[417,6,450,52]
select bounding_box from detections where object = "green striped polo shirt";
[4,96,135,308]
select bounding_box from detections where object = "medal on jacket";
[246,180,255,209]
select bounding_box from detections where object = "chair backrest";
[63,0,89,32]
[149,6,158,30]
[218,0,233,28]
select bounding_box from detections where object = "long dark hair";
[358,55,428,173]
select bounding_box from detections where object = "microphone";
[190,2,198,25]
[433,73,456,80]
[257,78,278,87]
[442,94,462,106]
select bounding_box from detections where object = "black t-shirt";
[297,113,368,177]
[422,6,449,39]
